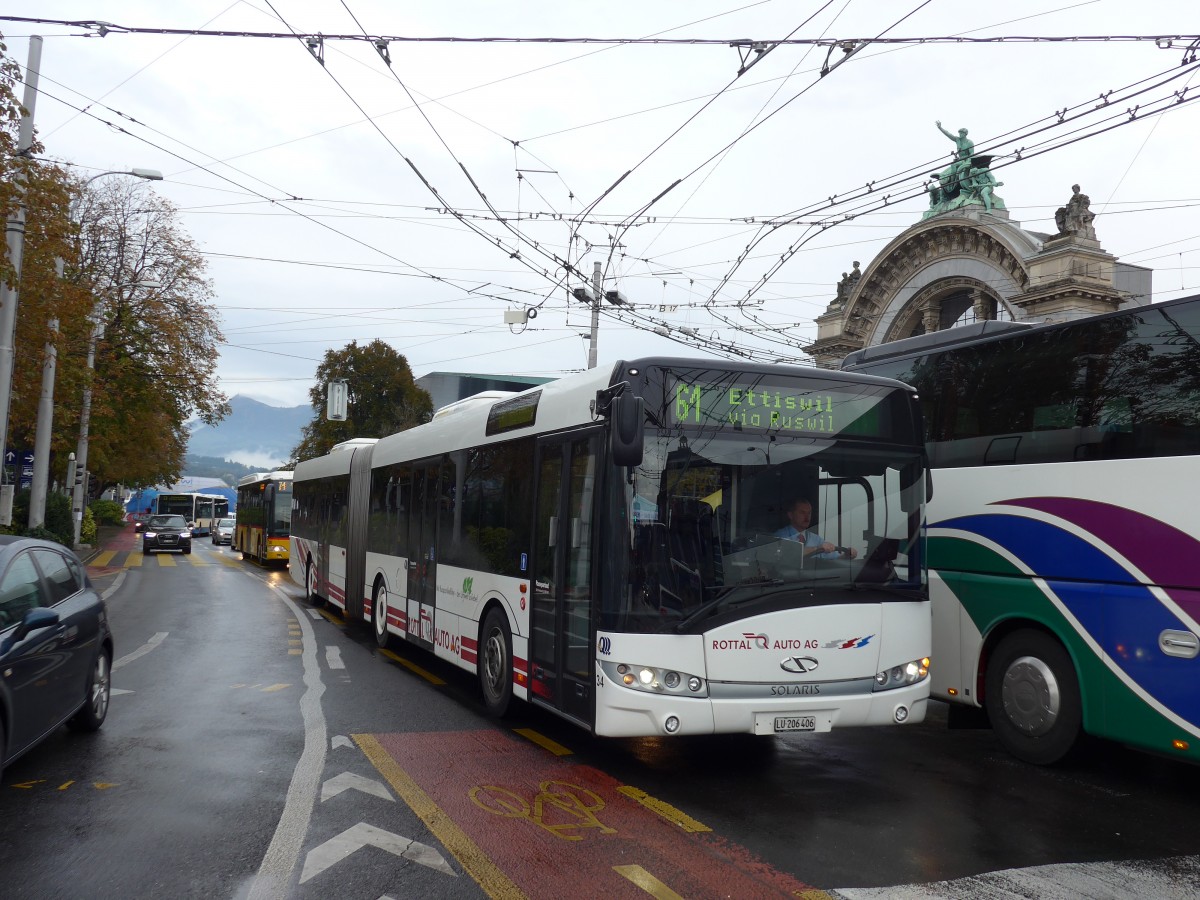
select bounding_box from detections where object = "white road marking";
[320,772,394,803]
[831,854,1200,899]
[113,632,167,670]
[99,569,127,601]
[306,608,322,620]
[247,585,328,900]
[299,823,456,883]
[325,645,345,670]
[110,688,135,696]
[331,735,354,750]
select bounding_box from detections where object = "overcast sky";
[6,1,1198,413]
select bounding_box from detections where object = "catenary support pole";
[0,35,42,522]
[588,260,602,369]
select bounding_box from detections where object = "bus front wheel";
[373,582,392,649]
[479,608,513,717]
[985,629,1082,765]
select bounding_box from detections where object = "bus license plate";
[774,716,817,733]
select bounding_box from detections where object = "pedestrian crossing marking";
[157,555,177,567]
[93,550,117,567]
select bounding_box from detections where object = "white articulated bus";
[843,294,1200,765]
[291,357,931,738]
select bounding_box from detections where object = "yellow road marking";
[379,647,446,685]
[355,733,525,899]
[92,551,117,567]
[613,865,685,900]
[512,728,573,757]
[615,785,711,833]
[186,555,209,566]
[289,639,301,646]
[288,648,302,655]
[317,608,343,626]
[58,781,75,790]
[794,892,837,899]
[126,552,143,567]
[93,783,119,790]
[262,684,290,692]
[157,555,177,567]
[11,780,45,789]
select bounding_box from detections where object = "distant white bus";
[291,357,931,739]
[154,492,229,536]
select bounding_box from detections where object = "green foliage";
[44,492,74,547]
[22,525,66,547]
[6,490,75,547]
[89,498,126,525]
[294,339,433,461]
[80,507,98,545]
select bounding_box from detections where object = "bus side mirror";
[610,393,644,467]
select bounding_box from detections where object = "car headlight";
[180,531,192,538]
[598,661,707,697]
[144,531,157,538]
[873,657,930,692]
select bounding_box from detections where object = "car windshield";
[149,515,187,528]
[218,519,234,527]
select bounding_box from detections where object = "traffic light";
[74,467,85,489]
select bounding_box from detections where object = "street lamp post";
[69,169,163,546]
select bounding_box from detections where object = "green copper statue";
[923,121,1006,219]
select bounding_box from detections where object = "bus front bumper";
[593,680,929,738]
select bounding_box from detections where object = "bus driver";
[775,498,857,560]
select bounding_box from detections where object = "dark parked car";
[141,514,192,555]
[0,536,113,780]
[211,517,234,546]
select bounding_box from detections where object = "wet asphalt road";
[1,535,1199,899]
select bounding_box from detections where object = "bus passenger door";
[405,460,440,649]
[530,433,599,726]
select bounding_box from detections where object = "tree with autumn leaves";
[292,339,433,461]
[0,36,228,503]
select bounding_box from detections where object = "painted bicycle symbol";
[469,780,617,842]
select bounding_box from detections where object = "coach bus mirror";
[547,516,558,548]
[610,393,645,467]
[926,469,934,502]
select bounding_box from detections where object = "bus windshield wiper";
[674,580,783,632]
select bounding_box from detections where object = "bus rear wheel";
[985,629,1082,765]
[373,582,392,649]
[479,608,513,717]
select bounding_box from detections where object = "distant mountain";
[187,396,311,467]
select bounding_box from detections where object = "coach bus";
[154,492,229,536]
[842,294,1200,765]
[235,472,293,566]
[290,357,931,738]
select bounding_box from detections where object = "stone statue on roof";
[1054,184,1097,240]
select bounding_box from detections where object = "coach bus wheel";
[373,583,392,649]
[479,608,513,717]
[985,629,1082,765]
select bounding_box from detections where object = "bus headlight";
[873,657,930,692]
[602,661,707,697]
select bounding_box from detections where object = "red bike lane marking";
[369,729,815,898]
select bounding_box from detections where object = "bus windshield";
[603,425,925,635]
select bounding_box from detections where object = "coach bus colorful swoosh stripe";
[931,506,1200,726]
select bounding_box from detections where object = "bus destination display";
[669,377,884,436]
